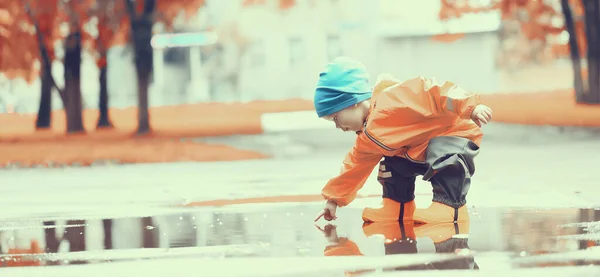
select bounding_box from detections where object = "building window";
[289,37,305,67]
[327,34,342,61]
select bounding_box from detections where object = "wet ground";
[0,199,599,276]
[1,132,600,276]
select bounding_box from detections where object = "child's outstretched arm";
[321,134,382,208]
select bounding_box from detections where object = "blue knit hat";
[314,57,372,118]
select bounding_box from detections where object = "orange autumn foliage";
[58,0,97,50]
[1,0,206,84]
[25,0,64,61]
[0,6,9,58]
[87,0,129,68]
[0,0,87,83]
[156,0,205,25]
[0,0,41,83]
[438,0,586,63]
[243,0,296,10]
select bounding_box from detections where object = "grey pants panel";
[378,136,480,208]
[424,136,480,208]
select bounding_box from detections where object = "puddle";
[0,205,598,274]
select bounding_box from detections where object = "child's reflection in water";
[317,221,478,276]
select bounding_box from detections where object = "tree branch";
[22,0,67,104]
[124,0,136,18]
[143,0,156,15]
[560,0,584,97]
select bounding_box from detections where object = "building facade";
[3,0,511,113]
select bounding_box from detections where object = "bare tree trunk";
[582,0,600,104]
[126,0,155,135]
[36,63,53,129]
[97,64,113,128]
[103,219,114,250]
[65,220,87,252]
[25,5,67,128]
[137,71,150,133]
[142,217,159,248]
[561,0,586,102]
[64,31,85,133]
[43,221,60,253]
[64,219,88,265]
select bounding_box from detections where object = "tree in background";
[89,0,129,129]
[8,0,92,133]
[0,2,38,116]
[438,0,599,104]
[26,0,69,129]
[123,0,205,135]
[90,0,203,132]
[565,0,599,104]
[124,0,155,135]
[559,0,588,103]
[5,0,66,128]
[2,0,205,134]
[438,0,564,66]
[0,2,33,114]
[60,0,95,133]
[0,2,39,83]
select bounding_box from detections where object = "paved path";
[0,129,598,221]
[0,128,598,276]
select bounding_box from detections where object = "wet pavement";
[0,200,599,276]
[1,136,600,276]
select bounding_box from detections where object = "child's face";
[322,104,366,133]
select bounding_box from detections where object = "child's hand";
[315,224,339,243]
[314,200,338,222]
[471,105,493,127]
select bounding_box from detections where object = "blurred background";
[0,0,593,112]
[3,0,510,110]
[0,0,586,110]
[1,0,600,273]
[2,0,598,166]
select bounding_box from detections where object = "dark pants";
[377,136,480,208]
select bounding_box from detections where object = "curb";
[260,111,329,133]
[257,89,600,138]
[2,89,600,140]
[0,99,316,141]
[259,111,600,143]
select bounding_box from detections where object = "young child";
[312,57,492,224]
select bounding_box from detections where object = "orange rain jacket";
[322,75,484,207]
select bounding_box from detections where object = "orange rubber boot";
[414,221,470,244]
[413,202,469,224]
[324,238,363,256]
[362,198,416,223]
[363,221,416,243]
[324,238,373,277]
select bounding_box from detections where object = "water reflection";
[319,221,477,276]
[578,208,600,251]
[0,206,598,270]
[43,220,88,265]
[502,208,600,268]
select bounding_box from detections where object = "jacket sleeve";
[322,134,382,207]
[421,77,482,119]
